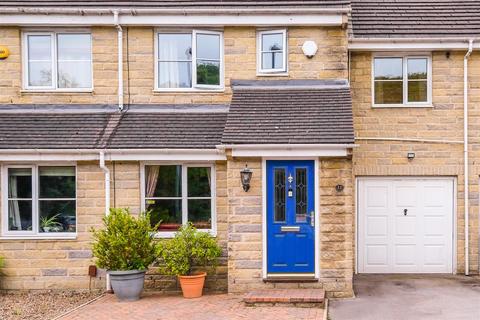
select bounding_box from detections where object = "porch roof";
[221,79,354,145]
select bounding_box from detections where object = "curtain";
[206,167,211,194]
[158,36,186,88]
[8,175,21,230]
[145,166,160,198]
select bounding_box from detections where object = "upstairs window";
[23,32,92,90]
[155,30,223,90]
[373,55,431,106]
[257,29,287,74]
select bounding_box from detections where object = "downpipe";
[113,10,124,111]
[464,39,473,276]
[99,151,112,291]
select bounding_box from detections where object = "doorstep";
[243,289,326,308]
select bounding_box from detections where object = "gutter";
[464,39,474,276]
[0,7,351,15]
[98,151,111,291]
[113,10,124,111]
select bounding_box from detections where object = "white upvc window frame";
[140,162,217,238]
[371,53,432,108]
[1,163,77,239]
[257,29,288,75]
[154,29,224,92]
[22,30,93,92]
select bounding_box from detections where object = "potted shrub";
[91,208,158,301]
[156,223,221,298]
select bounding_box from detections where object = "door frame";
[355,176,457,274]
[262,157,320,279]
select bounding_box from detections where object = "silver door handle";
[310,211,315,227]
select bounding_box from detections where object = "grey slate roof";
[351,0,480,38]
[108,112,227,149]
[0,105,228,149]
[222,80,354,145]
[0,0,350,9]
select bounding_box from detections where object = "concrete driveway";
[329,275,480,320]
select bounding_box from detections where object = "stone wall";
[350,51,480,274]
[144,161,228,294]
[0,27,119,105]
[0,26,348,105]
[0,162,106,290]
[226,156,354,298]
[0,161,228,292]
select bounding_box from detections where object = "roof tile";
[222,80,354,145]
[351,0,480,38]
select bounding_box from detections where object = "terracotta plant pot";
[178,272,206,298]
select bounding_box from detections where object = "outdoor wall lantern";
[407,152,415,160]
[240,164,253,192]
[335,184,344,192]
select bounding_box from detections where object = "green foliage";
[40,214,62,230]
[196,63,220,86]
[90,208,159,271]
[156,223,221,276]
[0,255,5,279]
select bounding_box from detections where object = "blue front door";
[267,160,315,274]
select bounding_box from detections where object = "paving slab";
[329,274,480,320]
[60,292,325,320]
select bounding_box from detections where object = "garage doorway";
[357,177,455,273]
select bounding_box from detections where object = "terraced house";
[0,0,478,299]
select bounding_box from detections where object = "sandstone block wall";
[226,156,354,298]
[351,51,480,274]
[0,161,228,292]
[0,26,347,105]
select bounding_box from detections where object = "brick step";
[243,289,325,308]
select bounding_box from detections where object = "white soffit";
[0,12,345,27]
[223,144,355,157]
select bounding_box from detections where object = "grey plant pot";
[108,270,146,301]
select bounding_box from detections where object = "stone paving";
[60,293,325,320]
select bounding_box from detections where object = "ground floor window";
[143,164,215,235]
[2,165,76,237]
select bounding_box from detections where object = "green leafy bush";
[90,208,158,271]
[156,223,221,276]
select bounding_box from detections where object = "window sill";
[0,234,77,240]
[21,89,94,94]
[153,88,225,94]
[154,230,216,239]
[256,72,289,77]
[372,104,434,109]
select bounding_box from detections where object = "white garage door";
[358,178,454,273]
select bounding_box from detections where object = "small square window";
[257,30,287,74]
